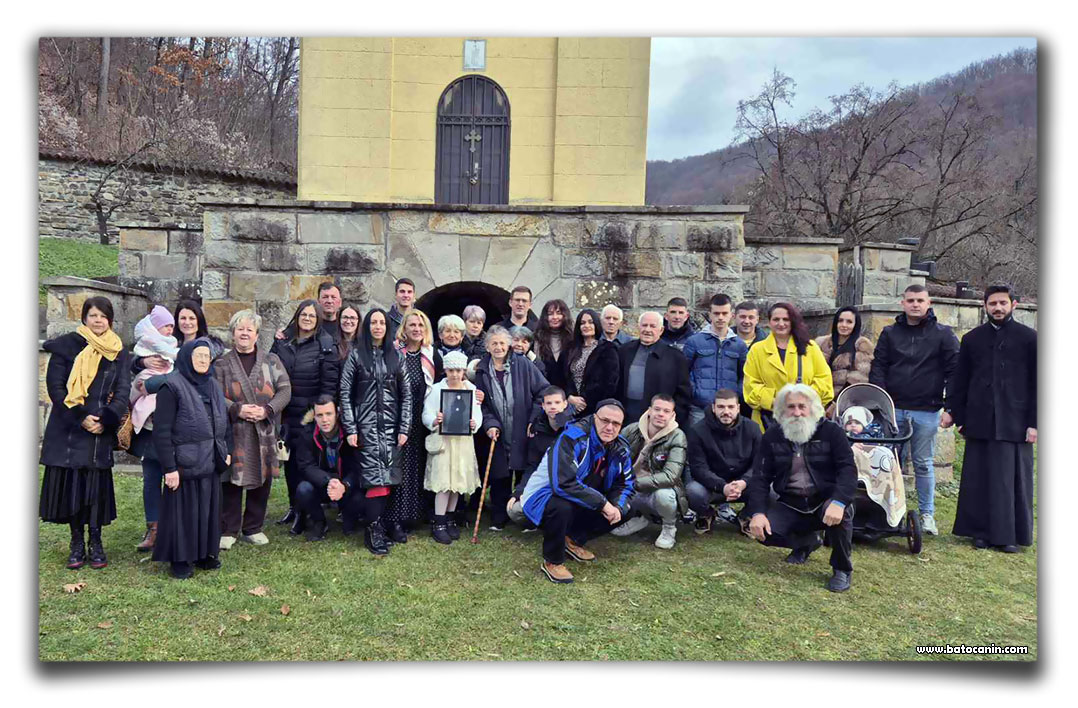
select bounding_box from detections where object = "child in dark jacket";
[507,386,572,527]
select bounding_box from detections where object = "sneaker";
[241,532,270,546]
[541,561,574,584]
[655,523,677,550]
[920,514,938,536]
[611,515,649,537]
[488,525,504,532]
[521,526,537,533]
[219,535,237,551]
[827,569,852,593]
[564,537,595,562]
[715,503,740,526]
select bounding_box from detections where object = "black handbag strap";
[797,353,803,384]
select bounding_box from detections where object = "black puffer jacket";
[745,419,856,516]
[686,409,760,492]
[562,339,621,417]
[271,330,340,426]
[40,332,132,470]
[869,309,959,411]
[338,347,413,487]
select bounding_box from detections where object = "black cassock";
[949,316,1037,547]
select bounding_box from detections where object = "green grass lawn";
[38,238,119,304]
[37,458,1036,662]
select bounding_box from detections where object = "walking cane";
[471,437,498,544]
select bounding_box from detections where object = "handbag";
[276,438,290,462]
[425,431,445,455]
[116,412,134,450]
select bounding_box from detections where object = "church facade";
[298,38,650,205]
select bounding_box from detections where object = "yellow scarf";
[64,324,123,408]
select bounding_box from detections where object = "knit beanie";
[443,350,468,371]
[841,406,873,428]
[149,305,175,330]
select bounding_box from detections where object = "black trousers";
[295,481,387,530]
[757,496,854,572]
[539,496,616,565]
[466,472,516,527]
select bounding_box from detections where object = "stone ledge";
[803,299,1039,317]
[746,236,844,246]
[198,197,751,215]
[114,221,201,231]
[42,276,147,297]
[838,241,917,252]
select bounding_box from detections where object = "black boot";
[66,524,85,570]
[170,562,194,579]
[364,521,390,556]
[306,518,330,542]
[289,511,307,536]
[277,507,297,525]
[195,556,221,570]
[387,521,408,544]
[445,514,461,541]
[87,526,107,569]
[431,515,453,545]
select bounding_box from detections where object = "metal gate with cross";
[435,75,511,204]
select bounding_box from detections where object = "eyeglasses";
[298,313,317,320]
[594,414,623,430]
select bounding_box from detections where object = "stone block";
[861,248,881,270]
[202,300,255,328]
[482,237,539,289]
[549,217,584,248]
[64,291,89,322]
[562,249,608,277]
[45,290,65,323]
[742,245,782,270]
[576,279,632,309]
[458,236,490,282]
[863,272,898,298]
[229,272,290,301]
[205,241,259,270]
[705,252,740,280]
[118,251,141,278]
[411,232,461,287]
[612,251,661,278]
[742,272,760,298]
[120,228,168,252]
[880,249,911,272]
[636,221,686,250]
[636,279,693,308]
[934,426,955,467]
[782,246,837,271]
[535,278,578,314]
[308,245,384,274]
[337,277,371,304]
[687,223,737,251]
[762,271,827,299]
[662,253,704,279]
[141,253,200,279]
[584,219,633,249]
[203,211,229,241]
[387,211,427,232]
[289,275,325,301]
[202,270,228,300]
[259,245,305,271]
[297,212,385,244]
[386,236,435,295]
[428,213,551,237]
[513,238,562,296]
[695,281,742,310]
[229,212,297,242]
[168,230,204,254]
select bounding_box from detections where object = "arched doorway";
[435,75,511,205]
[415,281,511,333]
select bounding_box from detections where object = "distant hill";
[645,47,1037,206]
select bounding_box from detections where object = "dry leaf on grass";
[520,620,531,630]
[628,599,640,608]
[63,582,87,594]
[817,631,831,637]
[96,621,112,629]
[248,585,269,597]
[723,581,736,586]
[238,614,253,622]
[227,585,236,592]
[710,572,726,577]
[512,570,523,578]
[217,625,225,637]
[470,570,483,575]
[306,589,312,597]
[280,605,290,616]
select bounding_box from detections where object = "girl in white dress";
[422,351,482,544]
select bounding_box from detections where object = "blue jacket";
[682,326,749,408]
[521,415,635,526]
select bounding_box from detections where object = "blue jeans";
[141,457,163,524]
[896,408,941,517]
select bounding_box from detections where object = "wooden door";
[435,75,510,204]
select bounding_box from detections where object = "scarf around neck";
[64,324,123,408]
[175,338,216,403]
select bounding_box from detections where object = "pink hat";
[149,305,174,330]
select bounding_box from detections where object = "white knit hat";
[443,351,468,371]
[841,406,873,428]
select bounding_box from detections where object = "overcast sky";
[647,37,1038,161]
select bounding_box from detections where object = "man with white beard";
[745,384,857,592]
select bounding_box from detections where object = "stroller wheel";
[906,510,923,554]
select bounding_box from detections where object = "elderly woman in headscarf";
[40,296,131,571]
[815,306,874,414]
[214,309,292,550]
[128,305,179,553]
[152,339,232,580]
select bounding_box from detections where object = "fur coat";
[815,335,874,396]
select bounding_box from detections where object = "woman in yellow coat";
[743,302,834,432]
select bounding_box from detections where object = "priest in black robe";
[946,285,1037,552]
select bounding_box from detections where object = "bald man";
[615,312,692,425]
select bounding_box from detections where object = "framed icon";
[440,389,473,436]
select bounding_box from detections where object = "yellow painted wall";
[298,37,650,205]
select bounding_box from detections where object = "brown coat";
[214,346,292,489]
[815,335,874,396]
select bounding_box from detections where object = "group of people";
[39,275,1037,591]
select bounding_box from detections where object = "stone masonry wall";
[38,157,294,244]
[197,201,749,351]
[742,237,841,312]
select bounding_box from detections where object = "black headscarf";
[175,337,216,403]
[357,308,399,370]
[829,307,862,369]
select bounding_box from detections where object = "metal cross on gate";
[463,129,482,153]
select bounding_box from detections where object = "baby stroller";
[831,383,921,554]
